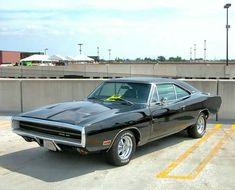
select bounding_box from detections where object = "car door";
[149,83,190,139]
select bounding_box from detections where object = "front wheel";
[106,130,136,166]
[188,113,206,138]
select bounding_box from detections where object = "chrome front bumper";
[12,116,86,148]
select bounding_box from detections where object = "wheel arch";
[200,109,210,119]
[106,127,141,152]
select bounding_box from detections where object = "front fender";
[84,110,152,152]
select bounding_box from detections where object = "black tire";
[188,112,206,138]
[106,130,136,166]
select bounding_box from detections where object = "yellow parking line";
[157,124,222,179]
[157,124,235,180]
[0,123,11,128]
[0,121,10,125]
[189,124,235,179]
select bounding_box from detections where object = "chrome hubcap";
[197,115,205,134]
[118,135,133,160]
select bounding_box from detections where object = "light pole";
[190,47,192,61]
[78,43,83,55]
[224,3,231,66]
[194,44,196,61]
[108,49,111,62]
[97,46,100,57]
[97,46,100,62]
[44,48,48,55]
[204,40,207,62]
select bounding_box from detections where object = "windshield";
[88,82,151,104]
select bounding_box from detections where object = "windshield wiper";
[87,96,103,101]
[113,97,134,105]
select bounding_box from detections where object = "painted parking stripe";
[189,124,235,179]
[0,121,11,128]
[156,124,222,179]
[0,121,10,125]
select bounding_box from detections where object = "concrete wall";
[0,79,21,112]
[21,79,102,111]
[1,63,235,78]
[217,80,235,120]
[0,79,234,120]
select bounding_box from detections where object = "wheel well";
[129,128,141,145]
[201,109,209,119]
[106,128,141,152]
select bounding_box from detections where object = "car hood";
[20,100,144,126]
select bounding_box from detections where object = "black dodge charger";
[12,77,222,166]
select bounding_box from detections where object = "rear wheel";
[188,113,206,138]
[106,130,136,166]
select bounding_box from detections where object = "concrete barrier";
[0,78,234,120]
[0,79,21,113]
[182,79,218,120]
[21,79,102,111]
[217,80,235,120]
[1,63,235,79]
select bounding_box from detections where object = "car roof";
[107,77,200,93]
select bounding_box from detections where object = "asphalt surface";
[0,117,234,190]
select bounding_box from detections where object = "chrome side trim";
[147,83,156,105]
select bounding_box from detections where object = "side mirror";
[160,97,167,105]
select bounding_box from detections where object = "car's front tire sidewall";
[106,130,136,166]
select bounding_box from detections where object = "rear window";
[157,84,176,101]
[175,85,190,99]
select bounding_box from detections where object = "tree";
[168,56,182,61]
[157,56,166,62]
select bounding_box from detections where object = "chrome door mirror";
[160,97,167,105]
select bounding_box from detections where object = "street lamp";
[194,44,196,61]
[108,49,111,62]
[97,46,100,62]
[204,40,207,62]
[224,3,231,66]
[44,48,48,55]
[97,46,100,57]
[77,43,83,55]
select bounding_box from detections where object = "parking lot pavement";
[0,119,234,190]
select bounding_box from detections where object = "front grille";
[19,121,81,140]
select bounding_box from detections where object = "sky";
[0,0,234,60]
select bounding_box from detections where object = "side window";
[175,85,190,99]
[157,84,176,101]
[151,87,159,103]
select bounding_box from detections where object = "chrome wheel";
[196,115,205,134]
[117,135,133,160]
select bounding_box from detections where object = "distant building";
[0,50,43,65]
[88,56,99,62]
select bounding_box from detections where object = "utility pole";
[77,43,83,55]
[224,3,231,66]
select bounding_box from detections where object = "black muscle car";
[12,77,222,166]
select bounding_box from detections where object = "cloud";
[0,0,234,59]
